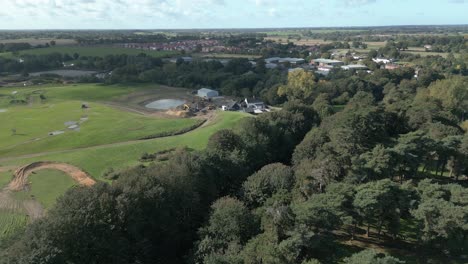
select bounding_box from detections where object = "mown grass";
[0,83,143,108]
[0,83,200,157]
[0,100,199,157]
[0,211,28,241]
[0,171,13,188]
[2,111,249,181]
[12,169,75,209]
[0,45,179,58]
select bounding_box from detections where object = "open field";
[12,169,75,209]
[0,45,179,58]
[401,50,455,58]
[29,69,98,77]
[261,29,364,36]
[0,101,199,157]
[0,38,77,46]
[0,211,27,241]
[0,111,248,180]
[264,37,387,49]
[0,84,200,157]
[193,53,262,59]
[0,171,13,188]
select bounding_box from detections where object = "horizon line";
[0,24,467,31]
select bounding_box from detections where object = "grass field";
[0,171,13,188]
[0,84,202,157]
[0,211,27,241]
[12,169,75,209]
[193,53,262,59]
[0,45,179,58]
[1,111,248,180]
[0,101,199,157]
[0,38,77,46]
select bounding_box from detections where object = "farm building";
[311,58,345,68]
[265,57,306,65]
[372,58,393,64]
[221,100,240,111]
[341,64,368,70]
[385,64,400,70]
[244,98,265,110]
[197,88,219,98]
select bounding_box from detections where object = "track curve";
[7,161,96,191]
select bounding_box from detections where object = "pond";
[145,99,185,110]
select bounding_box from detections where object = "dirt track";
[0,191,44,219]
[7,161,96,191]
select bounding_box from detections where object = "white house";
[244,98,268,114]
[341,64,368,71]
[197,88,219,98]
[372,58,392,64]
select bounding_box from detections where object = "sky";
[0,0,467,29]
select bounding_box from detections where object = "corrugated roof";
[313,58,343,64]
[198,88,217,93]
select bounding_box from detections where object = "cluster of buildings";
[263,57,372,75]
[119,39,222,52]
[196,88,268,114]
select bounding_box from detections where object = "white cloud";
[338,0,377,6]
[267,7,277,16]
[0,0,230,28]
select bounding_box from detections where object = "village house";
[242,98,268,114]
[221,100,240,111]
[372,58,393,64]
[385,64,400,70]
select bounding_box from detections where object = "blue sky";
[0,0,467,29]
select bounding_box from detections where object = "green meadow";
[12,169,76,209]
[0,84,201,157]
[2,110,248,180]
[0,212,28,242]
[0,101,198,157]
[0,45,178,58]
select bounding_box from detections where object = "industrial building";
[197,88,219,98]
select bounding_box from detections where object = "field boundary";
[139,119,206,140]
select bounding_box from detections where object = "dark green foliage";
[343,249,404,264]
[242,163,294,207]
[195,197,259,263]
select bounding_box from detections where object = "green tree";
[277,69,316,103]
[196,197,259,263]
[343,249,404,264]
[312,93,334,120]
[353,180,403,238]
[428,76,468,121]
[242,163,294,207]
